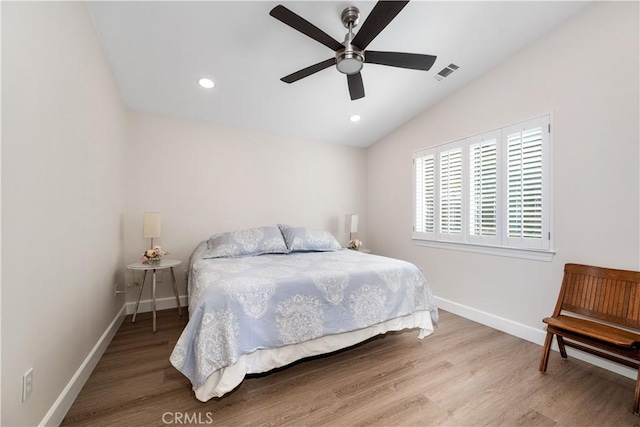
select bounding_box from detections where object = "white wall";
[1,2,127,426]
[124,111,368,302]
[1,3,368,422]
[367,2,639,330]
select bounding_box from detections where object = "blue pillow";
[278,225,342,252]
[203,225,289,259]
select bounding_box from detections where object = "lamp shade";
[346,214,358,234]
[143,212,161,239]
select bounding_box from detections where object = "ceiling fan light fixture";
[336,51,364,75]
[198,78,215,89]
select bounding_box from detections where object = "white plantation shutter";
[469,132,500,245]
[439,146,464,241]
[504,116,550,250]
[412,114,552,256]
[413,150,436,239]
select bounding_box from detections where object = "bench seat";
[543,315,640,349]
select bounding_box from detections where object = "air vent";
[434,63,459,82]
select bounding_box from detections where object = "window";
[413,115,552,258]
[439,145,463,241]
[414,153,435,234]
[468,131,500,246]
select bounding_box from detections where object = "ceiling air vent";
[434,63,459,82]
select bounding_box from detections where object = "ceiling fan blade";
[365,51,437,71]
[351,1,410,50]
[347,73,365,100]
[281,58,336,83]
[270,5,343,52]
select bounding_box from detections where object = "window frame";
[412,114,554,261]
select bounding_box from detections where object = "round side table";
[127,259,182,332]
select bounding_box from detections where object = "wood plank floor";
[62,309,640,426]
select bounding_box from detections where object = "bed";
[170,225,438,402]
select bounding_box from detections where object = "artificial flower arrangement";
[142,245,168,264]
[348,239,363,251]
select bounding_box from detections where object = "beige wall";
[0,3,368,423]
[1,2,127,426]
[367,2,639,329]
[124,111,368,302]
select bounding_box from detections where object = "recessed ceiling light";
[349,115,361,122]
[198,78,215,89]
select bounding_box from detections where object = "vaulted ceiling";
[87,1,590,147]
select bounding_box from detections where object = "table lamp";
[143,211,161,249]
[346,214,358,241]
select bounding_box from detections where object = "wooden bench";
[539,263,640,415]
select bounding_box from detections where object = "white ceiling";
[86,1,590,148]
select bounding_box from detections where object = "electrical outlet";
[115,282,138,296]
[22,368,33,402]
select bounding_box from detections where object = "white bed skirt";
[194,310,434,402]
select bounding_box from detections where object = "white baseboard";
[125,295,188,315]
[40,304,126,427]
[435,296,637,380]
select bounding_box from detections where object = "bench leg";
[634,368,640,416]
[556,335,568,359]
[539,332,554,372]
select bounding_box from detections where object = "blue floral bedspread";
[170,244,438,389]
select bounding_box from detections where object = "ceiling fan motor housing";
[336,47,364,75]
[336,6,364,75]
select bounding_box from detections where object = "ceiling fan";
[269,1,437,101]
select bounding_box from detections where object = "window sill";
[412,239,555,262]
